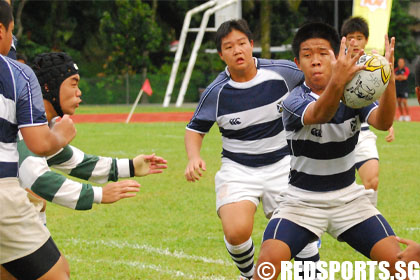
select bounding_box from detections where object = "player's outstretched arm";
[20,115,76,156]
[396,237,420,262]
[184,130,206,182]
[101,180,140,204]
[133,154,168,177]
[368,36,396,131]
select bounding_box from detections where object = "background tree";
[389,0,419,62]
[99,0,164,75]
[260,0,271,58]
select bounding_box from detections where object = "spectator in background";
[395,58,411,121]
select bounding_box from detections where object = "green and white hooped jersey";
[17,132,132,210]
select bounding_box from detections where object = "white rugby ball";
[343,54,391,109]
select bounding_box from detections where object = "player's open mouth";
[236,58,244,64]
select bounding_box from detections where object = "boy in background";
[341,16,395,207]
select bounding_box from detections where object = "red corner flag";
[141,78,153,96]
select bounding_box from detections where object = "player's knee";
[224,227,252,245]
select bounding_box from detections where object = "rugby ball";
[342,54,391,109]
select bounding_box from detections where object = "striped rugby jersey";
[0,55,47,179]
[186,58,304,167]
[282,83,378,192]
[18,131,133,210]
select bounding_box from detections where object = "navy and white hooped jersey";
[0,55,47,178]
[282,83,378,191]
[186,58,304,167]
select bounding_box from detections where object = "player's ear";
[249,39,254,48]
[294,57,301,70]
[218,51,223,60]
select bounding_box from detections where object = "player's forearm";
[374,79,396,130]
[20,126,67,156]
[185,130,204,160]
[30,171,95,210]
[307,82,343,124]
[49,145,131,183]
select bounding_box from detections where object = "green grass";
[44,120,420,279]
[76,104,196,114]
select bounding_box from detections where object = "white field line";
[69,255,228,280]
[404,227,420,231]
[66,238,231,265]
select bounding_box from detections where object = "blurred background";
[10,0,420,105]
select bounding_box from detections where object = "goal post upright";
[162,0,242,108]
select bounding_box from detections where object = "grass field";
[75,104,197,114]
[44,108,420,279]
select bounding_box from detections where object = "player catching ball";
[254,22,403,280]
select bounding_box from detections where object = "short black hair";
[0,0,13,31]
[292,22,340,61]
[215,19,252,53]
[341,16,369,39]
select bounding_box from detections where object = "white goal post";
[162,0,241,107]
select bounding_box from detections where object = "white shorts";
[355,129,378,165]
[215,156,290,218]
[0,178,50,264]
[271,182,380,239]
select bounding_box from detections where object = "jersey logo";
[277,101,283,113]
[311,128,322,137]
[229,118,241,125]
[351,119,357,133]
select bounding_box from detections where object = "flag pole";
[125,89,144,123]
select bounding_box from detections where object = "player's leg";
[355,130,379,206]
[262,156,320,268]
[216,160,260,279]
[0,265,16,280]
[0,178,69,280]
[220,201,256,279]
[397,97,404,120]
[2,238,69,280]
[254,218,318,280]
[357,159,379,191]
[402,97,410,121]
[339,214,402,276]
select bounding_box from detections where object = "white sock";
[224,236,254,279]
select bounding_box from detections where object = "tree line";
[10,0,419,103]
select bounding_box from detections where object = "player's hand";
[101,180,140,204]
[184,157,206,182]
[384,34,395,65]
[52,114,76,146]
[330,37,366,91]
[133,154,168,177]
[384,35,396,82]
[385,126,395,142]
[396,237,420,262]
